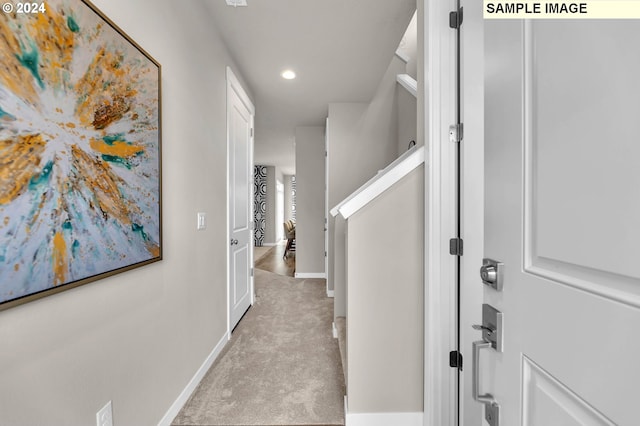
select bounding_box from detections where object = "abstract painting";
[0,0,161,310]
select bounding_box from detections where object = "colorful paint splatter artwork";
[0,0,161,309]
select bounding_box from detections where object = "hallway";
[0,2,422,424]
[255,243,296,278]
[172,252,344,425]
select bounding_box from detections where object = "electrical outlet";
[96,401,113,426]
[197,212,207,230]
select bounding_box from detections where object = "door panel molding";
[522,20,640,308]
[525,259,640,309]
[522,356,615,426]
[233,245,249,306]
[230,92,251,232]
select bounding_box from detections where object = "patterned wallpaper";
[254,165,267,246]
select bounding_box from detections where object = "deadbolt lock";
[480,258,504,291]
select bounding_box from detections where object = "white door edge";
[249,112,255,307]
[458,0,486,425]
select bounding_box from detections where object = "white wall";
[396,10,418,157]
[396,11,418,80]
[328,103,363,316]
[295,127,326,275]
[275,168,284,241]
[360,55,407,164]
[276,179,284,241]
[328,54,407,303]
[0,1,252,424]
[397,86,418,156]
[346,165,424,414]
[283,174,294,223]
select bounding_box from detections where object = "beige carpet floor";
[254,245,273,262]
[172,269,345,426]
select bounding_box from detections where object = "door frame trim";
[226,66,255,339]
[325,118,330,293]
[421,0,459,425]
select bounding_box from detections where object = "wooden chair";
[283,220,296,258]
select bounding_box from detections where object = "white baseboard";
[344,396,423,426]
[332,322,338,339]
[294,272,326,279]
[262,242,278,247]
[327,289,335,298]
[157,332,229,426]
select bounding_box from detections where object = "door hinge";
[449,123,464,143]
[449,350,463,370]
[251,268,254,277]
[449,7,464,29]
[251,127,254,137]
[450,238,464,256]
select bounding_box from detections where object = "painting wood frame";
[0,0,162,311]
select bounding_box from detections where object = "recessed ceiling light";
[281,70,296,80]
[225,0,247,7]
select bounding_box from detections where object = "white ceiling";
[205,0,416,175]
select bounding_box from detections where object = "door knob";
[230,239,238,245]
[480,258,504,291]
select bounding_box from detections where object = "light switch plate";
[197,212,207,230]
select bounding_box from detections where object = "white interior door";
[227,67,255,332]
[481,20,640,425]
